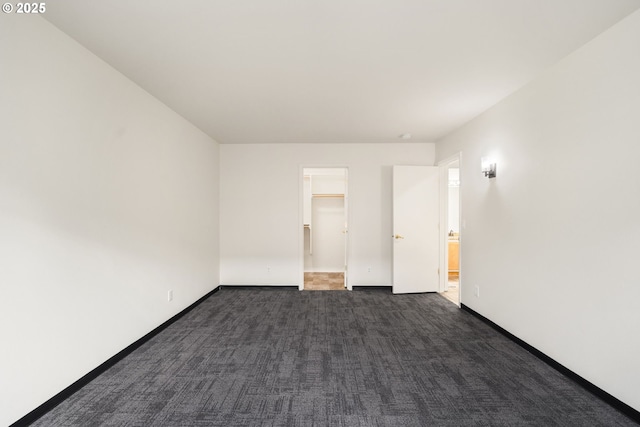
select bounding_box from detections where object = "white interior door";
[392,165,439,294]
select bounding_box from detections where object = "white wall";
[305,197,345,272]
[0,17,219,425]
[436,10,640,412]
[311,174,346,195]
[220,143,434,286]
[303,176,312,225]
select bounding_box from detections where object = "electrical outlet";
[367,267,372,273]
[474,286,480,298]
[267,266,271,273]
[168,290,173,302]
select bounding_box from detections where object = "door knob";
[394,234,404,240]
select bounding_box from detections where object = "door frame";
[299,165,350,290]
[438,153,462,305]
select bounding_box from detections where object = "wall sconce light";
[481,157,497,178]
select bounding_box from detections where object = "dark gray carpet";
[33,288,636,426]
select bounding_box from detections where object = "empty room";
[1,1,640,425]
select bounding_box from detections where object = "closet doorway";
[301,167,348,291]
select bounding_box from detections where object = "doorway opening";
[438,155,461,306]
[301,167,348,291]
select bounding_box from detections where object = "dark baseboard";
[352,286,392,291]
[460,304,640,424]
[11,286,220,427]
[220,285,299,290]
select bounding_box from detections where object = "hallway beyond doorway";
[440,276,459,305]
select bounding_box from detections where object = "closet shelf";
[312,194,344,198]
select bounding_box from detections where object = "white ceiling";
[43,0,640,144]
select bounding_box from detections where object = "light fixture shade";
[481,157,497,178]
